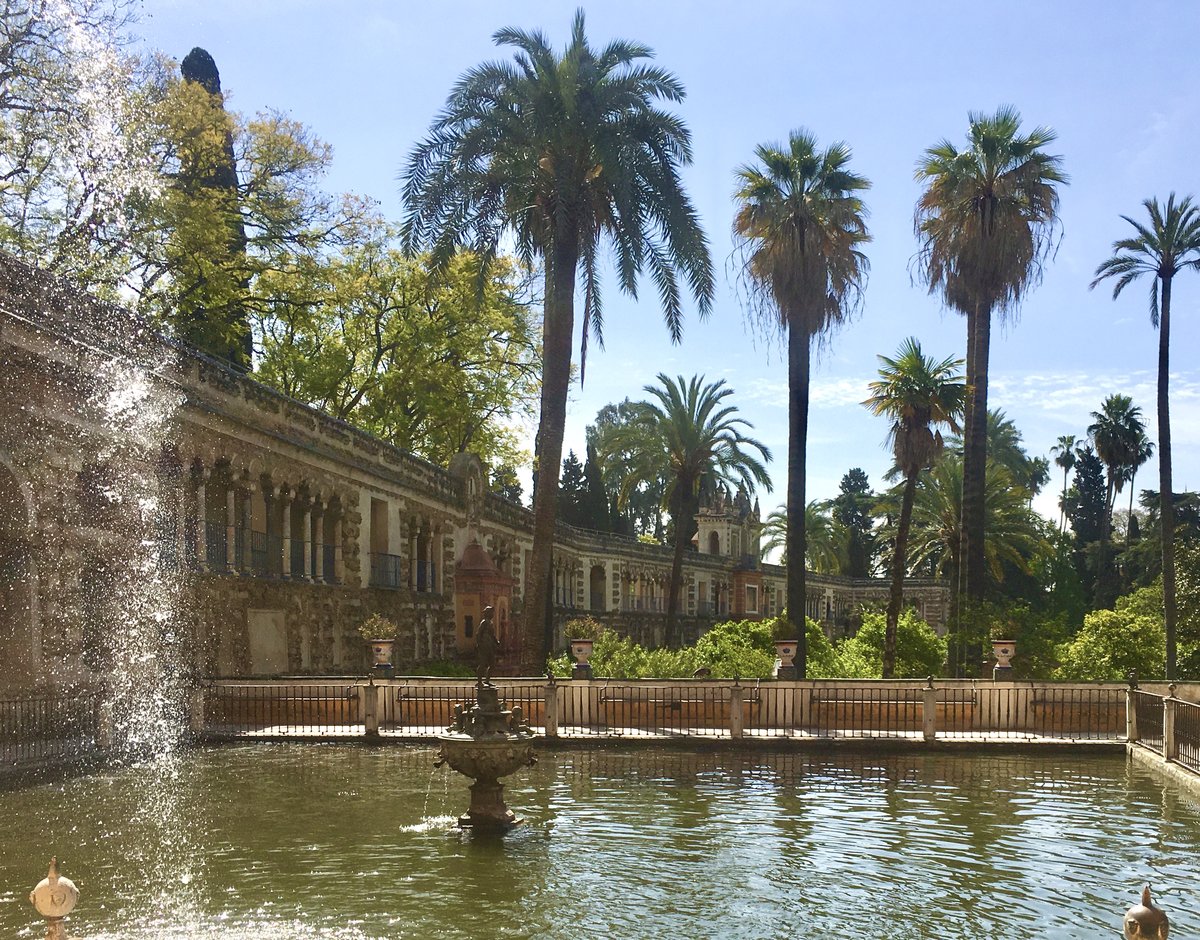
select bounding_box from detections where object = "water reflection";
[0,745,1196,938]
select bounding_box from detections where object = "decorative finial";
[30,857,79,940]
[1124,884,1169,939]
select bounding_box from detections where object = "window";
[745,585,759,614]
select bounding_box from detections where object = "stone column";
[427,525,436,593]
[312,500,326,584]
[302,499,313,582]
[174,473,187,570]
[262,484,276,577]
[409,521,419,590]
[333,500,345,584]
[224,481,237,574]
[194,467,209,572]
[433,525,444,593]
[280,488,292,578]
[240,481,255,574]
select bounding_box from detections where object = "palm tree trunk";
[1159,275,1177,679]
[1059,467,1069,533]
[666,488,696,648]
[521,238,579,673]
[883,471,919,679]
[786,321,810,677]
[1125,470,1137,551]
[958,302,989,676]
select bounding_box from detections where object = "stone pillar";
[302,499,313,582]
[409,522,419,589]
[1126,683,1139,743]
[544,679,559,739]
[333,501,345,584]
[422,525,432,593]
[262,484,276,576]
[729,683,744,740]
[224,481,237,574]
[240,482,254,574]
[194,467,209,572]
[312,500,326,584]
[280,488,292,578]
[434,525,444,593]
[1164,685,1178,760]
[923,677,938,742]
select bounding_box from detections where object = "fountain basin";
[436,733,535,829]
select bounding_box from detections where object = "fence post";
[96,699,114,751]
[544,678,559,740]
[1125,679,1139,744]
[923,677,937,743]
[363,681,379,738]
[730,682,744,740]
[1163,683,1177,761]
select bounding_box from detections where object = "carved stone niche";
[448,452,486,531]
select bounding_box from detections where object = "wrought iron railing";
[0,691,105,769]
[1175,698,1200,774]
[370,552,404,588]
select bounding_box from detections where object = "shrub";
[834,609,946,679]
[1055,582,1166,681]
[357,612,397,642]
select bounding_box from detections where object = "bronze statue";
[475,604,499,683]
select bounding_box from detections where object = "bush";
[546,615,839,680]
[834,609,946,679]
[1055,582,1167,681]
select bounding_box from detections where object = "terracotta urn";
[569,638,594,667]
[368,638,395,666]
[774,639,797,668]
[992,639,1016,669]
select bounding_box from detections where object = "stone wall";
[0,256,951,690]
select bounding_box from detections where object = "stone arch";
[0,452,39,691]
[589,564,606,612]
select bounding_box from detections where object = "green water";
[0,745,1196,938]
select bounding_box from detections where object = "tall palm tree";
[402,13,714,669]
[863,338,966,679]
[732,130,870,676]
[612,374,770,644]
[1088,393,1146,538]
[914,107,1065,675]
[1050,434,1078,533]
[1092,194,1200,678]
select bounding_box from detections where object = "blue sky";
[137,1,1200,521]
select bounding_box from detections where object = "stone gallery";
[0,257,948,692]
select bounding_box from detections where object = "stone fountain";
[435,606,536,831]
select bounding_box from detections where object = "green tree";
[590,400,667,538]
[580,443,610,531]
[1087,394,1148,606]
[914,107,1066,673]
[491,464,523,505]
[863,337,966,678]
[0,1,161,292]
[762,501,847,573]
[835,609,947,680]
[1050,435,1078,533]
[733,129,871,676]
[833,468,877,577]
[402,13,714,668]
[558,450,587,528]
[1056,583,1165,681]
[255,246,540,468]
[1092,194,1200,679]
[608,374,770,644]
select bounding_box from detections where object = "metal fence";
[193,678,1137,744]
[1175,698,1200,774]
[1133,690,1164,752]
[0,691,105,769]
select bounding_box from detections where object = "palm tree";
[611,375,770,644]
[1088,394,1146,539]
[762,501,847,572]
[402,13,714,668]
[732,129,870,676]
[1092,194,1200,679]
[914,107,1065,675]
[863,338,966,679]
[905,455,1049,595]
[1050,435,1078,533]
[1119,430,1154,551]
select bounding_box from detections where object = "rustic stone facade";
[0,258,950,691]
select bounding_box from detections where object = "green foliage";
[255,246,540,468]
[357,612,397,642]
[545,615,836,680]
[1055,582,1166,680]
[412,659,476,678]
[589,399,666,538]
[834,470,877,577]
[834,609,946,679]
